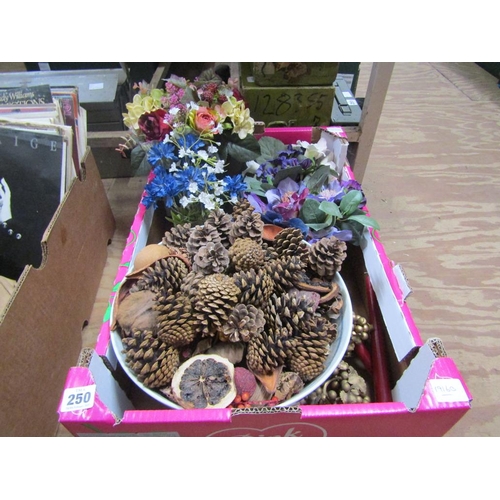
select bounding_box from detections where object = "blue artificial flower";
[223,174,247,197]
[143,167,182,208]
[175,165,205,192]
[177,133,206,152]
[147,142,179,166]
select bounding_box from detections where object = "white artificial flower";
[179,196,191,207]
[197,150,209,161]
[168,163,179,172]
[188,181,199,194]
[304,137,329,160]
[207,145,218,154]
[213,160,225,174]
[199,192,215,210]
[243,160,260,175]
[170,107,180,116]
[212,123,223,134]
[214,182,225,196]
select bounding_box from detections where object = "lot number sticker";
[429,379,469,403]
[60,385,96,412]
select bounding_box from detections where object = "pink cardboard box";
[58,127,472,436]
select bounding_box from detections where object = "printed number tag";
[429,379,469,403]
[60,385,96,412]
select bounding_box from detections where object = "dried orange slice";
[171,354,236,409]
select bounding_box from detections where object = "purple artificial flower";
[265,178,309,221]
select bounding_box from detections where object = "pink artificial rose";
[138,109,171,141]
[192,107,219,134]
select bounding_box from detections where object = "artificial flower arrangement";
[120,69,260,225]
[243,135,380,245]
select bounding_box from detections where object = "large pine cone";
[191,274,241,337]
[206,209,232,249]
[308,236,347,280]
[221,303,266,342]
[228,237,266,272]
[287,330,331,382]
[131,256,190,296]
[264,255,306,294]
[268,291,317,337]
[155,292,198,347]
[162,223,192,250]
[232,268,275,308]
[192,241,230,275]
[246,325,292,376]
[180,271,206,301]
[273,227,309,263]
[186,223,222,258]
[229,211,264,245]
[121,329,181,389]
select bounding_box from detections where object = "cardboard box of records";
[58,127,472,437]
[0,146,115,436]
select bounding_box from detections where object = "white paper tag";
[60,385,96,412]
[342,91,352,98]
[346,99,358,106]
[89,82,104,90]
[429,379,469,403]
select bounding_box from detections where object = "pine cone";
[286,327,331,382]
[191,274,241,337]
[131,256,190,296]
[264,255,306,294]
[246,325,292,376]
[269,291,317,337]
[228,237,266,272]
[206,209,232,249]
[180,271,206,301]
[221,304,266,342]
[192,241,230,275]
[308,236,347,280]
[273,227,309,263]
[162,223,193,250]
[232,268,275,308]
[229,211,264,245]
[121,329,181,389]
[155,292,198,347]
[186,223,222,258]
[231,198,254,219]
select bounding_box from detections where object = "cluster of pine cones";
[114,199,349,405]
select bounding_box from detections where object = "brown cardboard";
[0,148,115,437]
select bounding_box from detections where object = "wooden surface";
[56,62,500,437]
[356,62,500,436]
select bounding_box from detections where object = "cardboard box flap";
[392,338,472,411]
[361,228,420,361]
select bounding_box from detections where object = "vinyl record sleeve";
[0,124,67,280]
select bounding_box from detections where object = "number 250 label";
[60,385,96,412]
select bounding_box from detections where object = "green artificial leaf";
[131,145,147,171]
[339,190,364,217]
[244,177,269,196]
[304,164,331,193]
[300,198,327,224]
[226,134,261,163]
[346,214,380,231]
[256,136,286,162]
[306,215,334,231]
[318,200,342,218]
[272,166,303,186]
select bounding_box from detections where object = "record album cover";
[0,124,67,280]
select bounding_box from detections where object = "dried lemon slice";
[171,354,236,409]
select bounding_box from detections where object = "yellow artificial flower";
[122,90,166,130]
[220,97,255,139]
